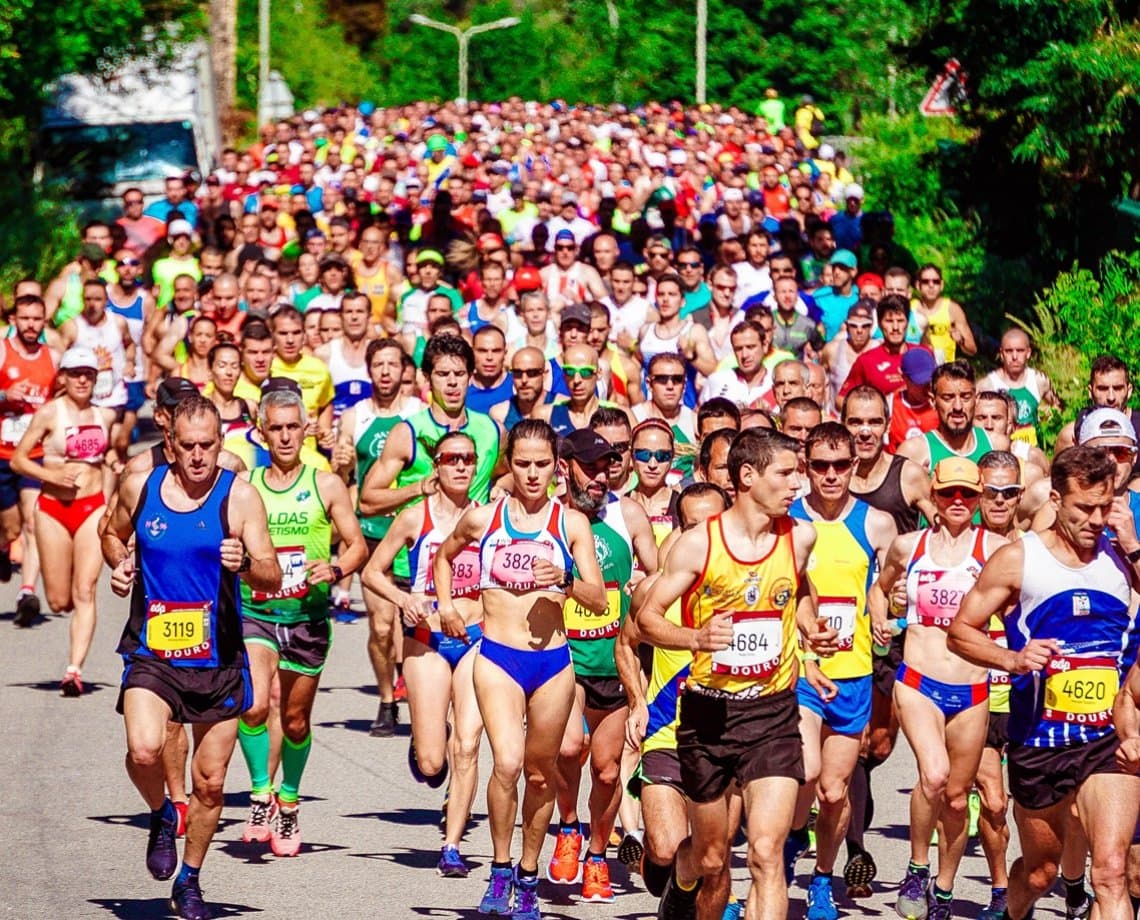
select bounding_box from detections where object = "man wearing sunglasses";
[786,423,897,915]
[675,246,711,320]
[549,429,657,903]
[538,344,626,437]
[107,249,155,448]
[541,229,606,312]
[949,444,1140,920]
[491,347,550,432]
[632,353,698,481]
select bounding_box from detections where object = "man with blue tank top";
[107,249,154,445]
[102,395,281,920]
[950,444,1140,920]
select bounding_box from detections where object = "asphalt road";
[0,573,1075,920]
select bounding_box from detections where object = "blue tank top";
[549,402,576,436]
[466,374,514,416]
[117,467,245,669]
[1006,531,1136,748]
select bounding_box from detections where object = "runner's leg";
[976,745,1010,890]
[183,718,240,870]
[519,664,576,872]
[894,682,949,868]
[743,775,800,920]
[123,687,175,810]
[1007,797,1069,919]
[1077,772,1140,920]
[934,702,988,893]
[444,648,483,848]
[403,637,453,777]
[474,653,529,864]
[68,509,103,671]
[815,728,862,874]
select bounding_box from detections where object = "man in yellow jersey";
[787,423,897,915]
[974,450,1023,920]
[639,428,838,920]
[269,306,334,451]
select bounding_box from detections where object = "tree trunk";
[209,0,238,142]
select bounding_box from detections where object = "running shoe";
[145,801,179,880]
[967,789,981,838]
[514,869,542,920]
[270,801,301,857]
[928,893,953,920]
[843,846,877,898]
[546,826,584,884]
[783,826,810,884]
[617,830,645,870]
[581,858,615,903]
[437,844,468,878]
[896,865,930,920]
[369,701,398,737]
[393,675,408,702]
[14,591,39,627]
[242,793,274,843]
[806,875,839,920]
[478,866,514,915]
[173,800,188,838]
[720,898,743,920]
[1065,892,1093,920]
[0,545,12,583]
[60,669,83,698]
[170,877,211,920]
[657,871,699,920]
[978,889,1007,920]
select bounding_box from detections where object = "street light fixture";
[408,14,521,101]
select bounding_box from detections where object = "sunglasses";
[64,368,98,379]
[847,321,873,331]
[633,448,674,463]
[934,486,981,501]
[713,283,737,292]
[677,261,702,269]
[437,452,476,467]
[118,258,141,267]
[124,198,144,205]
[555,243,577,251]
[563,365,597,380]
[919,277,942,285]
[648,250,670,259]
[808,458,854,474]
[651,374,685,386]
[1106,445,1138,462]
[609,440,631,453]
[983,484,1023,500]
[510,367,543,379]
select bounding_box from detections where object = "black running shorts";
[117,656,252,724]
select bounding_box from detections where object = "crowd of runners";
[6,96,1140,920]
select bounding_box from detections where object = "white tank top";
[477,497,574,593]
[639,320,693,366]
[107,290,146,379]
[408,498,481,598]
[543,263,588,310]
[905,527,989,630]
[73,313,127,407]
[828,341,862,401]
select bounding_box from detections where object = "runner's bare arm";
[868,532,918,644]
[949,301,977,356]
[899,456,938,523]
[895,434,931,472]
[866,506,899,567]
[225,478,282,593]
[332,405,357,481]
[357,421,430,516]
[359,505,422,612]
[433,504,492,617]
[556,507,608,614]
[621,496,659,578]
[792,520,836,655]
[1113,661,1140,772]
[102,471,145,567]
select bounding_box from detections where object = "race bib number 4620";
[1043,655,1118,727]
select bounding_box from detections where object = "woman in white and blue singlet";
[434,419,606,919]
[361,430,484,878]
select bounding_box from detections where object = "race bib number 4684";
[710,609,783,678]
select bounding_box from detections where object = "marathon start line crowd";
[5,97,1140,920]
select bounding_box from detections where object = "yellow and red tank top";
[682,513,799,695]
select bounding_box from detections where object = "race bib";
[251,546,309,601]
[711,609,783,678]
[988,622,1009,685]
[428,545,480,597]
[64,424,105,462]
[145,600,213,662]
[915,569,972,629]
[817,596,858,652]
[1043,655,1119,727]
[564,586,622,639]
[0,414,30,446]
[490,539,553,590]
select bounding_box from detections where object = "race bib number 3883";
[145,600,213,662]
[711,609,783,678]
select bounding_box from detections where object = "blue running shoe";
[146,800,179,881]
[438,844,468,878]
[978,888,1006,920]
[720,897,743,920]
[783,826,810,884]
[170,877,211,920]
[513,868,542,920]
[806,875,839,920]
[478,866,514,915]
[896,865,930,920]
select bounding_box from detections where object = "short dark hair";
[676,482,731,528]
[271,305,304,328]
[1051,445,1117,496]
[805,421,854,459]
[841,384,889,420]
[207,342,240,367]
[1091,355,1129,381]
[727,428,801,488]
[655,272,683,292]
[423,333,475,376]
[242,320,272,343]
[590,406,631,432]
[365,338,405,367]
[931,358,975,389]
[648,352,686,376]
[170,394,221,437]
[698,397,742,430]
[698,428,736,475]
[876,293,909,323]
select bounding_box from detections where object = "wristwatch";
[238,553,252,573]
[331,565,344,581]
[561,569,574,590]
[1126,546,1140,564]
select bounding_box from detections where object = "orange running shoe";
[581,857,615,903]
[545,827,583,884]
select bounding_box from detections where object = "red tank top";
[0,339,57,460]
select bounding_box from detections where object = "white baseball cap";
[1078,407,1137,445]
[60,347,99,371]
[167,219,194,239]
[844,183,864,200]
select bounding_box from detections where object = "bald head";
[564,344,598,368]
[213,273,239,317]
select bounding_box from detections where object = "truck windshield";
[38,121,196,198]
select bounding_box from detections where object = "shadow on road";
[348,846,451,870]
[8,679,111,695]
[343,806,449,826]
[88,897,262,917]
[316,717,410,736]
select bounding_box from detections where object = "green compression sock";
[278,733,312,804]
[237,720,272,794]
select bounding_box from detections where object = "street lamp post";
[408,14,521,101]
[695,0,707,104]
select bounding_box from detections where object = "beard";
[568,472,606,516]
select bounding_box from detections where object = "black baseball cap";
[260,376,303,398]
[560,429,619,464]
[156,377,200,409]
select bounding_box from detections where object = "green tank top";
[922,426,993,524]
[391,405,500,578]
[242,465,332,623]
[566,496,633,677]
[354,403,407,540]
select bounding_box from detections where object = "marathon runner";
[101,395,280,920]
